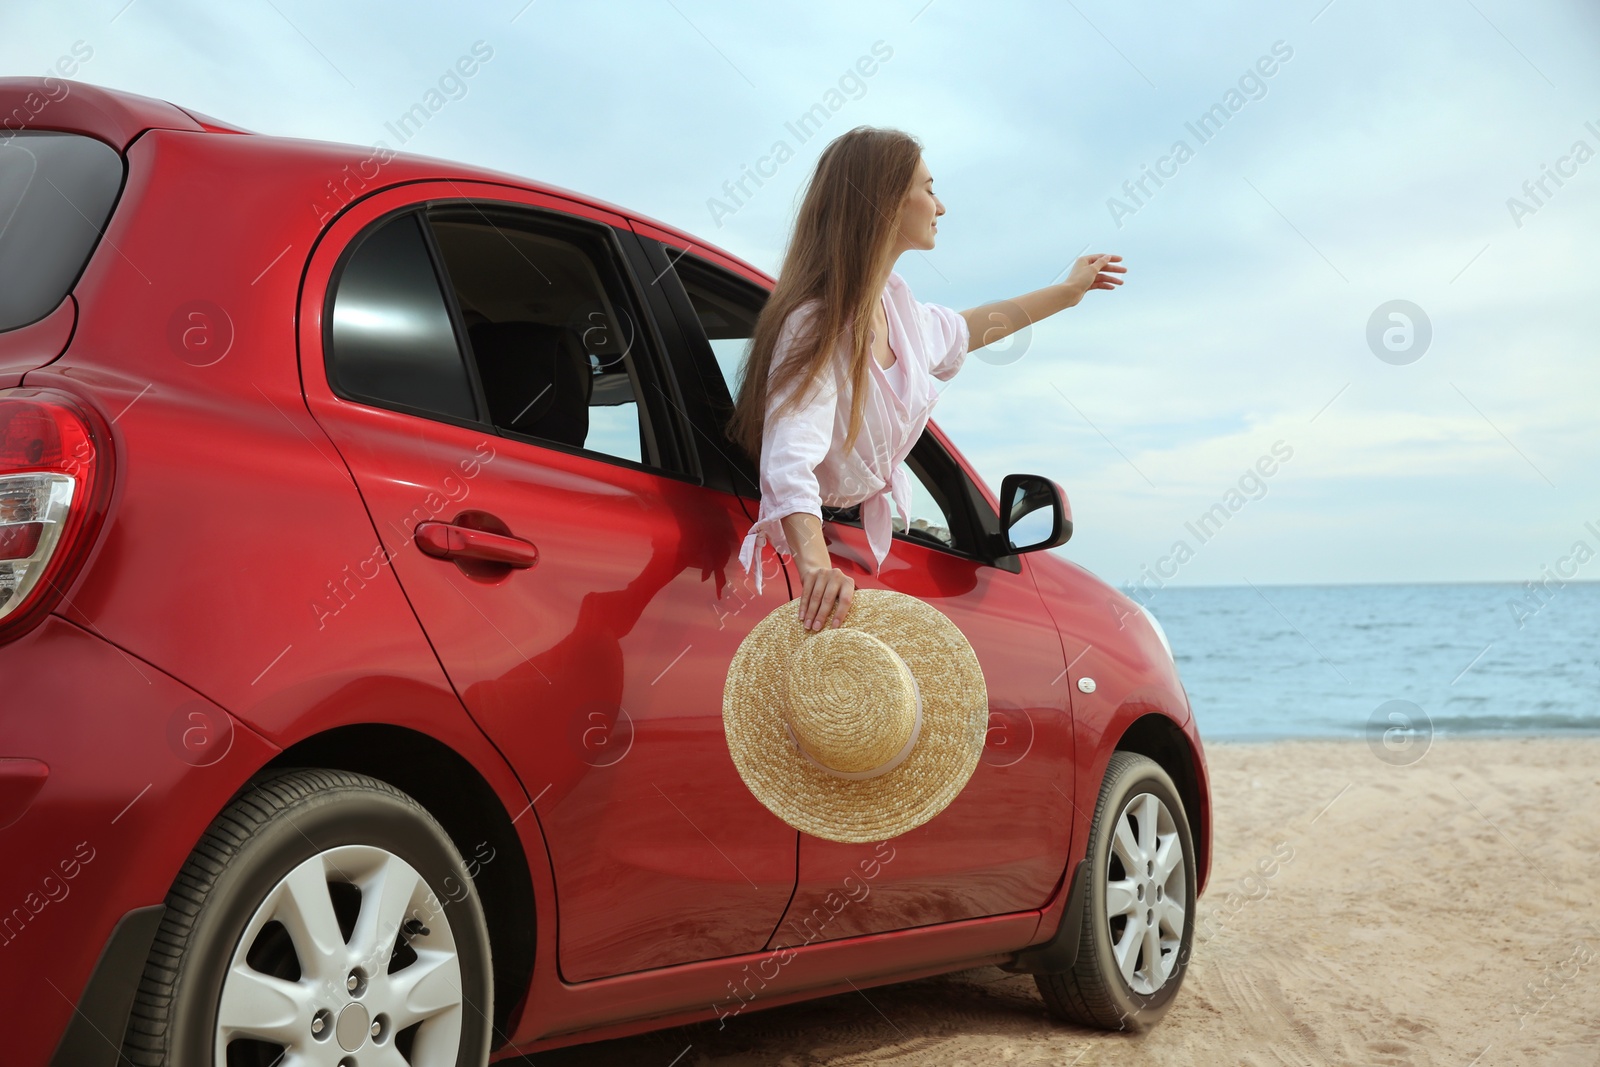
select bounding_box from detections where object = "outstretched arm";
[960,253,1126,352]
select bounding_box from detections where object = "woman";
[729,125,1124,633]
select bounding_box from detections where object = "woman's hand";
[797,559,855,631]
[781,511,855,630]
[1061,253,1126,306]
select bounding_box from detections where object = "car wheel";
[1035,751,1195,1030]
[122,768,493,1067]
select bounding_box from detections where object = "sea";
[1135,582,1600,742]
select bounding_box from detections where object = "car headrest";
[467,320,592,447]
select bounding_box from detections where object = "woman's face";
[896,156,944,251]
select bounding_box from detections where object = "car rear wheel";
[1035,751,1195,1030]
[122,768,493,1067]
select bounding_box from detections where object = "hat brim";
[723,587,988,843]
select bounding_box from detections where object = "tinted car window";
[0,131,124,332]
[327,212,478,422]
[428,211,654,467]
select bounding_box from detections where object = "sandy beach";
[525,737,1600,1066]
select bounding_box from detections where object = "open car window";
[678,264,759,405]
[822,432,984,559]
[664,245,1009,565]
[896,448,961,551]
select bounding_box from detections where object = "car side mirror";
[997,473,1072,555]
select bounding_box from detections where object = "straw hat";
[722,587,989,843]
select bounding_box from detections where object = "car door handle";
[414,521,539,569]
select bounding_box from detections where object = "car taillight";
[0,388,114,642]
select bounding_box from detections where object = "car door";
[642,237,1077,945]
[298,182,797,983]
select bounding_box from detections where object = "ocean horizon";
[1126,580,1600,742]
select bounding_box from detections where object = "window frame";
[664,250,763,410]
[650,241,1017,570]
[321,199,701,482]
[632,238,768,500]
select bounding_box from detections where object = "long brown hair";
[728,126,924,464]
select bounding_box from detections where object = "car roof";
[0,77,772,286]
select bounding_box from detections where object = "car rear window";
[0,131,124,332]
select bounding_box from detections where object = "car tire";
[1035,751,1195,1031]
[121,767,494,1067]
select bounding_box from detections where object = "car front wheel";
[1035,751,1196,1030]
[122,768,493,1067]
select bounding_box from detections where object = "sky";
[4,0,1597,591]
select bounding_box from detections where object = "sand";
[520,737,1600,1066]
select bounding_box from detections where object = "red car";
[0,77,1210,1065]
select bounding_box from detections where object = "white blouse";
[737,270,972,594]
